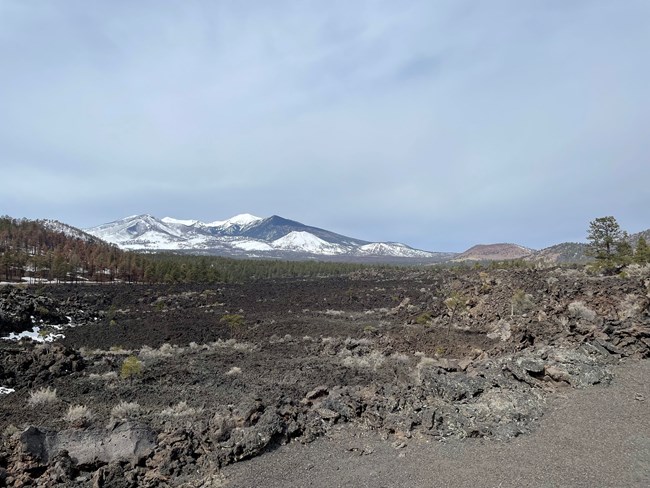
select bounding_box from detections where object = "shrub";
[415,312,432,325]
[568,301,597,322]
[511,289,535,316]
[444,291,468,337]
[110,401,141,420]
[221,314,245,339]
[220,314,244,327]
[120,356,143,379]
[64,405,93,427]
[160,401,203,418]
[28,387,58,406]
[109,345,131,355]
[363,325,377,334]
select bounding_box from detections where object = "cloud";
[1,0,649,250]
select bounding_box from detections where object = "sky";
[1,0,649,252]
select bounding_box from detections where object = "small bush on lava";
[415,312,433,324]
[220,314,244,327]
[110,401,141,420]
[568,301,597,322]
[64,405,93,427]
[120,355,143,379]
[27,387,58,407]
[161,401,203,418]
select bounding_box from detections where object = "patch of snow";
[2,326,64,343]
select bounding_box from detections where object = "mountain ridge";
[85,213,450,262]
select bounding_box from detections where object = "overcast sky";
[1,1,649,252]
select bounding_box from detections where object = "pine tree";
[587,216,625,262]
[635,236,650,264]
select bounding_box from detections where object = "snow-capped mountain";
[85,213,451,262]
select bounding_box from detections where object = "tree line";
[0,217,368,284]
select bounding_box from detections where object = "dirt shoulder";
[223,358,650,488]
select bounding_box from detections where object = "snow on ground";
[2,326,65,343]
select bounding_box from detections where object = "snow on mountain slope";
[41,220,96,242]
[161,217,202,227]
[207,214,262,229]
[357,242,436,258]
[87,214,186,247]
[272,231,347,255]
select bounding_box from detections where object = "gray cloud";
[1,0,649,251]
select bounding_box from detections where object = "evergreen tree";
[587,216,624,262]
[635,236,650,264]
[615,237,633,265]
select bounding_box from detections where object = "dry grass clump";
[624,264,650,278]
[88,371,118,381]
[390,353,411,363]
[64,405,93,427]
[344,337,374,347]
[269,334,294,344]
[568,301,597,322]
[341,350,385,370]
[208,338,256,353]
[414,356,438,384]
[27,387,58,407]
[110,401,141,420]
[139,343,184,360]
[161,401,203,418]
